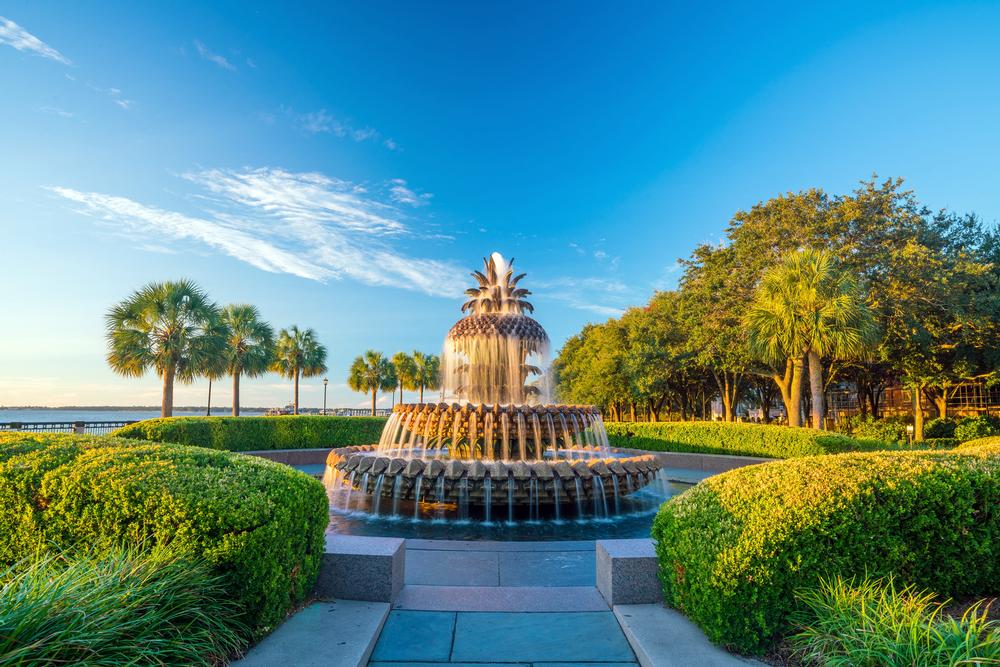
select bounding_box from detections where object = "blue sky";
[2,1,999,408]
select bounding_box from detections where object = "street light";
[323,378,329,415]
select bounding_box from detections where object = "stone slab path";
[234,600,389,667]
[614,605,765,667]
[370,540,638,666]
[369,610,638,666]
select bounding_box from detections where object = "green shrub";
[651,443,1000,654]
[0,432,328,638]
[605,421,872,459]
[920,437,960,449]
[113,415,387,451]
[954,415,1000,442]
[844,415,908,445]
[0,546,246,666]
[791,574,999,666]
[924,417,958,439]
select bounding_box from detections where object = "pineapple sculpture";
[443,253,549,406]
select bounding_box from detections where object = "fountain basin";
[325,445,661,505]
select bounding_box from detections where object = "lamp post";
[323,378,328,415]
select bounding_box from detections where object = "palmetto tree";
[410,351,441,403]
[220,304,275,416]
[348,350,397,416]
[105,280,224,418]
[746,249,877,428]
[391,351,416,405]
[271,326,327,414]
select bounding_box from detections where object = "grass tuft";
[0,546,247,666]
[791,574,1000,666]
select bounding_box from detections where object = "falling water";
[371,473,386,514]
[484,477,493,523]
[357,473,370,513]
[412,473,423,520]
[573,477,584,518]
[611,475,620,514]
[593,477,608,518]
[553,476,562,522]
[391,473,403,517]
[343,471,357,512]
[459,477,470,521]
[507,472,514,523]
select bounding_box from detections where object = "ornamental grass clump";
[0,547,246,666]
[791,575,999,666]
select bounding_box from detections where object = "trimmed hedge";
[113,415,388,451]
[605,421,871,459]
[651,442,1000,654]
[0,432,328,639]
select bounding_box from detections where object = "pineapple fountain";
[324,253,660,523]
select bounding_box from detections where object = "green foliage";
[112,415,387,451]
[605,421,871,458]
[843,415,909,445]
[0,432,328,638]
[954,415,1000,442]
[0,546,246,666]
[923,417,958,439]
[790,574,999,666]
[651,444,1000,654]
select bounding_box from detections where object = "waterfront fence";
[0,421,137,435]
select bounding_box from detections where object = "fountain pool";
[326,465,691,541]
[323,252,667,538]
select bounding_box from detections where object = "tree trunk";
[913,387,925,441]
[771,359,796,426]
[420,384,424,404]
[293,370,300,415]
[207,379,213,417]
[807,350,824,429]
[788,356,805,427]
[232,372,241,417]
[371,389,377,416]
[161,365,175,418]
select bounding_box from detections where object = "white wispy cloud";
[194,40,235,71]
[285,107,399,150]
[40,106,75,118]
[48,168,466,297]
[83,82,133,110]
[0,16,70,64]
[533,277,632,317]
[389,179,432,207]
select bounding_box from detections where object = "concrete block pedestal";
[596,538,661,606]
[314,535,405,602]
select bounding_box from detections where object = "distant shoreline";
[0,406,271,411]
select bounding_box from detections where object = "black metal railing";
[0,421,136,435]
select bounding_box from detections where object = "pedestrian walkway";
[369,610,638,666]
[368,540,639,666]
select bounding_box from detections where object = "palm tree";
[106,280,224,418]
[410,351,441,403]
[271,326,327,414]
[348,350,397,416]
[391,352,416,405]
[220,304,275,416]
[746,249,876,428]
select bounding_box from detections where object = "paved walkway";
[369,540,639,666]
